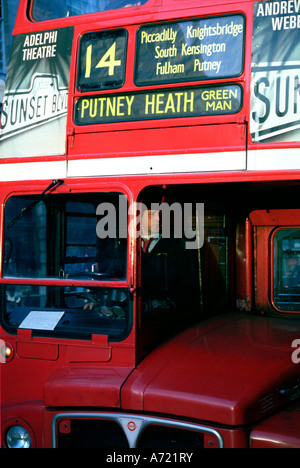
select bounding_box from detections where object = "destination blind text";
[75,85,242,125]
[135,15,244,85]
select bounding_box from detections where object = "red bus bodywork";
[1,0,300,449]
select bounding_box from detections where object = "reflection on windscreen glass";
[3,284,131,339]
[32,0,148,21]
[3,192,127,281]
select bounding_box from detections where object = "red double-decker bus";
[1,0,300,449]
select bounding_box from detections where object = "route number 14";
[79,29,127,91]
[85,41,122,78]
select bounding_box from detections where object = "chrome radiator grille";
[52,413,223,448]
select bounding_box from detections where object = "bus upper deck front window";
[1,192,131,340]
[32,0,147,21]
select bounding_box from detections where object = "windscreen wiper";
[7,179,64,230]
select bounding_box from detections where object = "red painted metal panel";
[251,408,300,448]
[68,124,245,159]
[44,367,133,407]
[122,314,300,426]
[250,210,300,227]
[16,342,59,361]
[66,345,112,363]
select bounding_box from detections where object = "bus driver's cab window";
[1,192,130,341]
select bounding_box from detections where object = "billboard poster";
[0,27,74,158]
[251,1,300,143]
